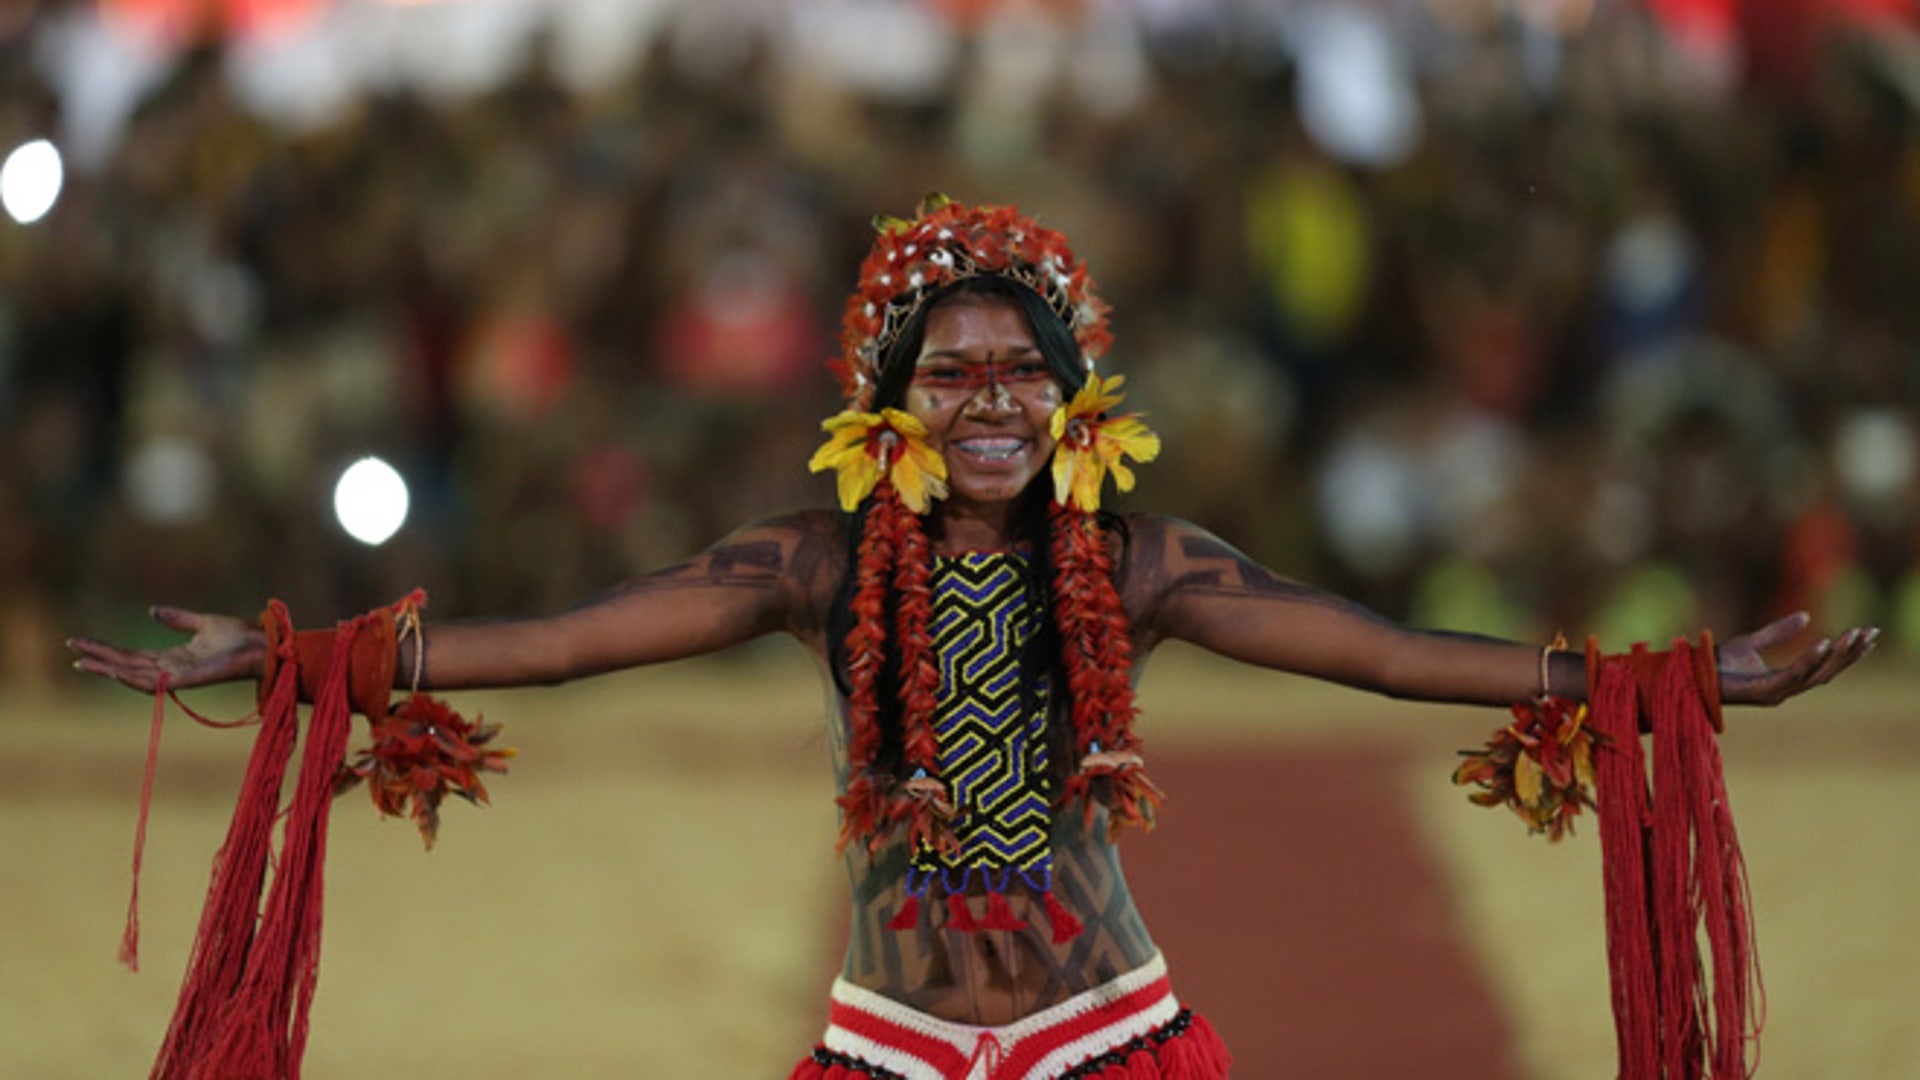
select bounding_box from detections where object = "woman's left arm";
[1123,516,1876,707]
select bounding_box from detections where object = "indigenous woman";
[71,198,1875,1079]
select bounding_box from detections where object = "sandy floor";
[3,643,1914,1078]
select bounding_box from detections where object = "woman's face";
[904,296,1065,510]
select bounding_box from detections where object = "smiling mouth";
[953,437,1029,463]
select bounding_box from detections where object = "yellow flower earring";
[809,408,950,513]
[1049,375,1160,512]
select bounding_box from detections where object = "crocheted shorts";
[788,952,1231,1080]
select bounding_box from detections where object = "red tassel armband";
[258,589,514,847]
[1455,633,1760,1079]
[1451,632,1724,840]
[126,591,512,1080]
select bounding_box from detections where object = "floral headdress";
[831,194,1113,408]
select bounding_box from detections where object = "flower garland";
[809,407,949,513]
[1049,374,1161,513]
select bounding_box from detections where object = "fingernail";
[1866,628,1882,645]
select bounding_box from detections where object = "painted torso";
[831,551,1158,1025]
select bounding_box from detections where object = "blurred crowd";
[1,0,1917,691]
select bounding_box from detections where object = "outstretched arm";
[421,513,837,688]
[1122,516,1873,707]
[70,511,844,694]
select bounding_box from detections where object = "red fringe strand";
[150,599,403,1080]
[886,894,921,932]
[981,891,1028,931]
[945,892,980,933]
[1042,889,1085,944]
[1589,635,1762,1080]
[151,603,304,1078]
[120,672,170,972]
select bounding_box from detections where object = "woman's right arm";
[69,511,843,694]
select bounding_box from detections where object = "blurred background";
[1,0,1917,1077]
[2,0,1918,666]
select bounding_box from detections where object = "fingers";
[1737,625,1879,705]
[66,641,164,693]
[67,632,196,693]
[150,605,203,634]
[1740,611,1813,654]
[66,635,153,671]
[1806,626,1877,688]
[1753,637,1831,703]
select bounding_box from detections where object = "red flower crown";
[832,195,1113,407]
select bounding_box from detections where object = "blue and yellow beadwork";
[895,552,1081,940]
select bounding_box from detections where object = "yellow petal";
[1127,429,1162,463]
[1071,458,1104,512]
[893,458,929,513]
[878,408,928,438]
[821,409,884,436]
[1514,752,1544,808]
[1110,458,1136,493]
[1065,378,1105,418]
[836,454,880,512]
[902,433,948,482]
[1104,420,1161,464]
[1051,448,1077,506]
[1050,406,1069,441]
[1571,737,1595,789]
[808,434,863,474]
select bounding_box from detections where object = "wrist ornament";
[1452,631,1724,841]
[256,590,514,848]
[1455,631,1759,1078]
[134,590,512,1080]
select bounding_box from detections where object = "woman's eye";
[1007,362,1051,382]
[917,367,967,384]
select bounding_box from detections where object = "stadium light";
[333,456,410,546]
[2,139,64,225]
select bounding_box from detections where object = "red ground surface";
[1129,745,1521,1078]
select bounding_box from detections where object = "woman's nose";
[965,373,1016,416]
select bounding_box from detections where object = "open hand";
[1717,611,1877,706]
[68,607,266,693]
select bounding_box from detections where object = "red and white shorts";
[789,953,1231,1079]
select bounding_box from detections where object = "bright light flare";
[2,139,64,225]
[333,456,410,546]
